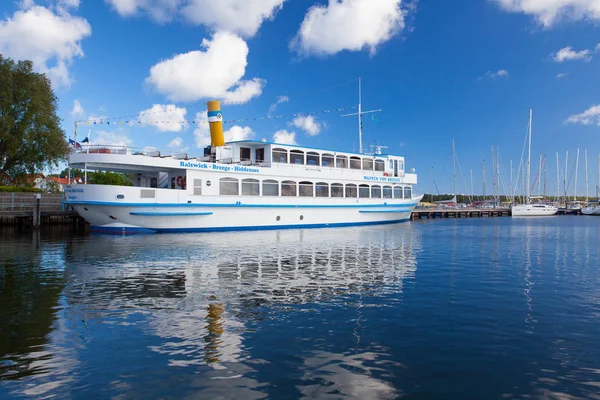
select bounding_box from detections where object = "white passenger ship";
[65,100,421,233]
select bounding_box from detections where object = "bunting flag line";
[74,106,358,127]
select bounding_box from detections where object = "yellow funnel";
[207,100,224,147]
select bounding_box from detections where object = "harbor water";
[1,217,600,399]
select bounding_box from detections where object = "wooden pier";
[0,193,87,228]
[411,208,512,220]
[410,207,585,220]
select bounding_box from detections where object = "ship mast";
[526,108,532,203]
[341,77,381,154]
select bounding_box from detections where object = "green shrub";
[0,186,43,193]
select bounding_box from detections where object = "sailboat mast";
[574,148,579,201]
[556,152,560,200]
[564,151,568,204]
[538,154,542,196]
[358,77,362,154]
[470,169,474,201]
[510,159,513,201]
[452,139,457,198]
[482,159,486,202]
[585,149,589,202]
[526,109,532,202]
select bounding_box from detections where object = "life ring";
[176,176,184,187]
[383,172,390,177]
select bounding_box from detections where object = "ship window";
[362,158,373,171]
[404,186,412,199]
[389,160,394,170]
[315,182,329,197]
[272,148,288,163]
[331,183,344,197]
[375,160,385,172]
[307,152,320,166]
[359,184,370,198]
[322,153,334,167]
[256,148,265,163]
[194,179,202,196]
[350,156,361,170]
[394,186,403,199]
[290,150,304,165]
[262,179,279,196]
[345,184,357,198]
[383,186,393,199]
[240,147,251,162]
[219,177,239,195]
[398,160,404,171]
[282,180,297,197]
[336,155,348,168]
[242,178,260,196]
[299,181,314,197]
[371,185,382,199]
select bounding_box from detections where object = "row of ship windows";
[205,178,413,199]
[271,148,401,171]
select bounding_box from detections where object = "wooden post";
[32,193,41,229]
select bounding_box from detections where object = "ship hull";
[66,184,420,233]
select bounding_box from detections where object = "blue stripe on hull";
[91,218,410,234]
[129,211,213,216]
[66,200,419,209]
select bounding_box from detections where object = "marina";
[1,0,600,398]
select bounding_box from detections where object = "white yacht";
[65,100,421,233]
[582,204,600,215]
[511,109,558,217]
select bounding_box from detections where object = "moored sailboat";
[511,109,558,217]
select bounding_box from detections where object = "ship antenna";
[341,77,381,154]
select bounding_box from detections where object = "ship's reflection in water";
[4,218,600,399]
[1,225,419,398]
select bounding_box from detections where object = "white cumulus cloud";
[138,104,187,132]
[146,31,265,103]
[494,0,600,27]
[565,104,600,125]
[552,46,592,62]
[105,0,179,23]
[477,69,509,81]
[291,0,406,56]
[92,130,133,147]
[224,125,254,142]
[71,99,84,119]
[0,4,91,88]
[168,136,185,149]
[106,0,284,37]
[273,129,296,144]
[292,115,322,136]
[59,0,80,9]
[556,72,568,79]
[268,95,289,116]
[181,0,285,38]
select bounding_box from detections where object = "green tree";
[89,171,132,186]
[0,56,69,182]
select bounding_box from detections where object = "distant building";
[47,176,83,192]
[8,174,83,192]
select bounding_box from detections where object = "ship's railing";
[73,145,272,167]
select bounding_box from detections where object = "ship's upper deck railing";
[72,144,272,167]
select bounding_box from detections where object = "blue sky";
[1,0,599,196]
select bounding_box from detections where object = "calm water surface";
[1,218,600,399]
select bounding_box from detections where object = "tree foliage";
[88,171,132,186]
[0,56,69,182]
